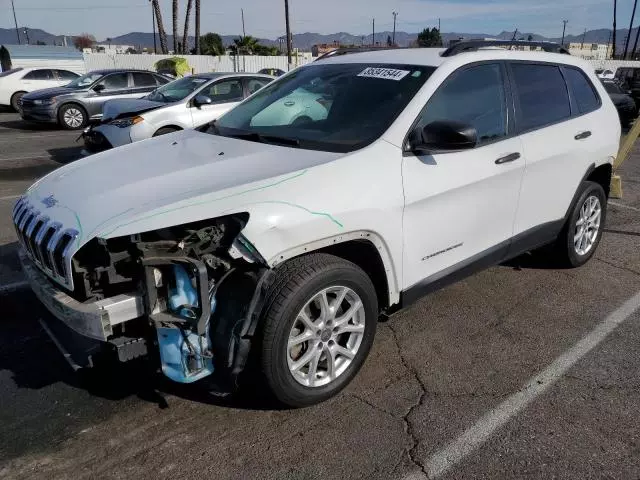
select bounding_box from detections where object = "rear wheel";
[58,104,88,130]
[10,91,26,112]
[260,254,378,407]
[554,181,606,267]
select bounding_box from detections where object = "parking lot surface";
[1,109,640,479]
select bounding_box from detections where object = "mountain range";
[0,26,635,52]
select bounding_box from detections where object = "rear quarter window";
[563,67,600,114]
[510,63,571,132]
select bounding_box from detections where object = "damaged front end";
[134,215,273,385]
[30,213,274,387]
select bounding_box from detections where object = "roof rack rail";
[315,46,402,61]
[440,40,569,57]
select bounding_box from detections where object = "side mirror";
[193,94,213,108]
[409,120,477,154]
[93,84,106,93]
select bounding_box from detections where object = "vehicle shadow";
[1,284,283,411]
[500,248,562,270]
[0,118,61,131]
[47,146,85,164]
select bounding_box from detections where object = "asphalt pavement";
[1,109,640,479]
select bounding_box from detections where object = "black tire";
[260,253,378,407]
[153,126,180,137]
[554,181,607,267]
[10,91,26,112]
[58,103,88,130]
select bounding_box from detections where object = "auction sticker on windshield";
[357,67,411,81]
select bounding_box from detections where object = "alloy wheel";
[287,286,366,388]
[574,195,602,256]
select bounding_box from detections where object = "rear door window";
[202,79,244,103]
[23,69,54,80]
[132,72,157,88]
[245,77,271,96]
[55,70,80,81]
[510,63,571,132]
[563,67,600,114]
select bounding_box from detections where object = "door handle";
[495,152,521,164]
[574,131,592,140]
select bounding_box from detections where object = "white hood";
[25,129,341,251]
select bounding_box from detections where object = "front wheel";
[58,104,88,130]
[555,181,607,267]
[260,254,378,407]
[10,91,26,112]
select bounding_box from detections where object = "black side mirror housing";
[193,94,213,108]
[93,84,106,93]
[409,120,478,154]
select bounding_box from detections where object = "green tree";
[229,35,261,55]
[197,32,225,55]
[416,27,443,47]
[254,44,279,55]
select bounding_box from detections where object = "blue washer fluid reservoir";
[157,264,215,383]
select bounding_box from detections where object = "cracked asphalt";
[1,109,640,479]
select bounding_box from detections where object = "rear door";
[21,69,58,91]
[402,62,525,291]
[508,62,601,239]
[189,78,245,127]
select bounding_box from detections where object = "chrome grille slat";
[12,199,76,290]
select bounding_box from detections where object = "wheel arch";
[586,162,612,199]
[266,231,400,311]
[153,125,183,136]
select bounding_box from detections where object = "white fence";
[82,53,312,74]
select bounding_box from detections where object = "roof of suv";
[314,47,592,71]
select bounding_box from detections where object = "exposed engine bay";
[70,214,274,386]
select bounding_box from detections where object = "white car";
[14,43,619,407]
[0,67,81,111]
[83,73,273,152]
[596,68,616,80]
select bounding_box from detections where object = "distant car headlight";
[109,116,144,128]
[33,98,56,105]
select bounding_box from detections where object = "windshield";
[603,82,622,94]
[147,76,211,103]
[210,63,435,152]
[65,72,104,89]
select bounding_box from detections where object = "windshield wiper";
[228,131,300,147]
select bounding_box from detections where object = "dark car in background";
[258,68,287,77]
[19,69,171,129]
[601,79,637,127]
[614,67,640,106]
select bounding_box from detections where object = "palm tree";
[612,0,617,58]
[172,0,179,53]
[195,0,201,54]
[182,0,193,53]
[152,0,169,54]
[231,35,260,55]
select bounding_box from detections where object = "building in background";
[568,43,612,60]
[94,44,136,54]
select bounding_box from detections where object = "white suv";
[13,43,619,407]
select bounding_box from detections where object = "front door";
[190,78,245,128]
[85,72,134,119]
[402,62,525,292]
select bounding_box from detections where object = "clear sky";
[0,0,634,41]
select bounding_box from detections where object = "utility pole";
[561,20,568,45]
[438,18,441,32]
[150,0,157,53]
[392,12,398,45]
[632,22,640,59]
[624,0,638,58]
[581,28,586,49]
[613,0,618,58]
[372,18,375,46]
[10,0,20,44]
[284,0,293,69]
[23,28,30,45]
[241,8,246,37]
